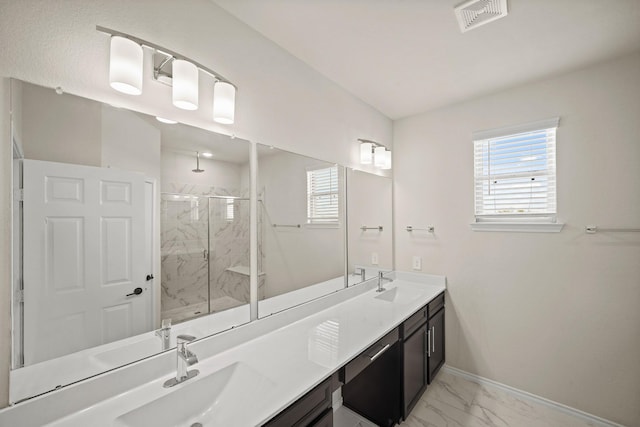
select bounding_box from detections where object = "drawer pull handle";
[432,326,435,353]
[369,343,391,361]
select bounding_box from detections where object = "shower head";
[192,152,205,173]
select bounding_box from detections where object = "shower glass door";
[208,196,253,312]
[160,194,210,323]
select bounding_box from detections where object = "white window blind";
[474,118,558,219]
[225,198,234,222]
[307,165,339,224]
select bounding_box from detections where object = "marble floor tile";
[403,371,599,427]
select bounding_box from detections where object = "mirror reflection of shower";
[160,194,256,323]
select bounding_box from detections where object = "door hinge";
[15,288,24,303]
[13,188,24,202]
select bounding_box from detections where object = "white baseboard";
[442,365,624,427]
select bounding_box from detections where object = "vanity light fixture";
[172,59,199,110]
[213,81,236,124]
[109,36,143,95]
[382,150,392,170]
[374,146,386,168]
[98,26,237,123]
[360,141,373,164]
[358,139,392,170]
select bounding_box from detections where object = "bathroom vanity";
[0,272,445,426]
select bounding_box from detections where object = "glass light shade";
[155,116,177,124]
[374,146,386,167]
[172,59,199,110]
[360,142,373,164]
[382,150,392,170]
[109,36,143,95]
[213,81,236,124]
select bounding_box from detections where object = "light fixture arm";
[357,138,388,150]
[154,55,174,81]
[96,25,236,89]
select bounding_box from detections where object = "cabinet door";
[428,307,445,383]
[403,324,427,419]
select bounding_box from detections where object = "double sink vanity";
[0,272,446,427]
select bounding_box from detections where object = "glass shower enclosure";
[160,194,251,324]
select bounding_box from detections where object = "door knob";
[126,287,143,297]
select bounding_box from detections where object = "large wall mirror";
[346,168,393,279]
[8,79,394,403]
[256,144,346,317]
[9,80,252,402]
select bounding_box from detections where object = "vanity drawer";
[264,377,332,427]
[310,408,333,427]
[428,292,445,318]
[401,305,428,339]
[341,328,399,384]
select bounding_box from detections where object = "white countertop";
[0,272,445,427]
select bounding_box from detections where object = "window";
[225,198,234,222]
[471,117,563,232]
[307,165,339,224]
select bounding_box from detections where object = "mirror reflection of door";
[22,159,151,364]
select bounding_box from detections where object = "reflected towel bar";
[273,224,301,228]
[361,225,383,231]
[585,225,640,233]
[406,225,435,233]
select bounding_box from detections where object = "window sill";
[469,222,564,233]
[306,222,341,229]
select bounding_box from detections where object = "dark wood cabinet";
[402,322,428,419]
[427,294,445,384]
[266,291,445,427]
[263,377,332,427]
[342,328,401,427]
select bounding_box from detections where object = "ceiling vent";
[454,0,508,33]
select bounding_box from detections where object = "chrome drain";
[191,423,203,427]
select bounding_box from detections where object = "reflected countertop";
[1,272,446,427]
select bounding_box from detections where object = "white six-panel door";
[23,159,150,365]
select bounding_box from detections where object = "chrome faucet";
[353,267,366,282]
[377,271,392,293]
[163,334,199,388]
[155,318,171,351]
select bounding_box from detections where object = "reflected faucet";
[163,334,199,388]
[353,267,366,282]
[155,318,171,351]
[377,271,392,293]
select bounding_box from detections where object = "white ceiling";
[212,0,640,120]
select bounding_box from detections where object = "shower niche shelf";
[225,265,266,277]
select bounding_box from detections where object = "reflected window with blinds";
[307,165,340,224]
[473,117,559,221]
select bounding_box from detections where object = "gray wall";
[393,52,640,426]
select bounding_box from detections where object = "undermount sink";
[374,286,422,304]
[113,362,275,427]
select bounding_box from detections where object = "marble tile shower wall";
[161,183,258,321]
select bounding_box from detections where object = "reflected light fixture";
[201,152,213,158]
[374,146,386,168]
[360,141,373,164]
[213,81,236,124]
[156,116,177,124]
[382,150,392,170]
[172,59,199,110]
[109,36,143,95]
[358,139,392,170]
[98,26,237,124]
